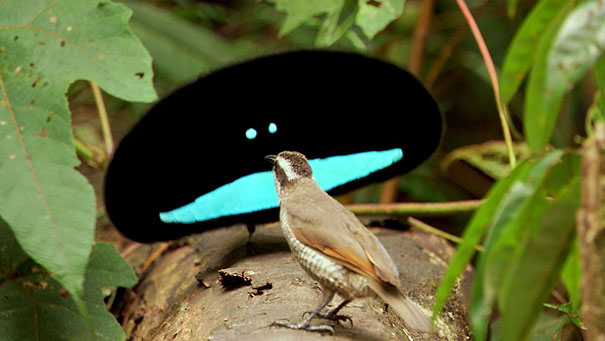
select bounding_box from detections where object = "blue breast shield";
[104,50,443,242]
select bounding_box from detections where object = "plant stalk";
[90,81,114,157]
[455,0,516,168]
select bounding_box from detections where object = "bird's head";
[265,151,313,193]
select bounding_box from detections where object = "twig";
[141,242,170,272]
[89,81,114,157]
[454,0,516,168]
[425,22,468,88]
[409,0,435,75]
[347,199,483,216]
[379,178,400,204]
[408,216,484,252]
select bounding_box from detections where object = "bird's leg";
[246,223,256,241]
[272,291,336,334]
[245,223,258,255]
[305,299,353,327]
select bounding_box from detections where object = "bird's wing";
[287,184,400,286]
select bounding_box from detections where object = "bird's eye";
[268,122,277,134]
[245,128,257,140]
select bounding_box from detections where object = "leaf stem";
[408,217,484,252]
[347,199,483,215]
[73,138,94,161]
[90,81,114,157]
[455,0,516,168]
[73,138,106,166]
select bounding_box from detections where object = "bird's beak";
[264,154,277,164]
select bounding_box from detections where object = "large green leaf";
[491,312,569,341]
[0,0,155,314]
[500,0,576,105]
[122,0,249,89]
[499,176,580,340]
[525,0,605,152]
[432,159,535,320]
[356,0,405,39]
[0,221,137,340]
[469,151,567,340]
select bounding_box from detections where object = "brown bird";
[265,151,431,334]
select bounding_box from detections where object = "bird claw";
[271,320,335,335]
[301,311,353,327]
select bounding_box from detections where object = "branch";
[347,199,483,216]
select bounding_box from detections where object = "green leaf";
[440,141,531,180]
[469,151,566,341]
[1,0,156,102]
[506,0,520,18]
[315,0,347,47]
[345,30,367,50]
[587,90,605,135]
[86,242,137,289]
[0,221,137,340]
[491,312,568,341]
[594,55,605,115]
[122,0,248,88]
[356,0,404,39]
[499,176,580,341]
[544,303,583,329]
[588,56,605,134]
[560,238,581,311]
[500,0,576,105]
[266,0,345,37]
[0,0,154,316]
[0,217,28,280]
[525,0,605,152]
[596,54,605,94]
[432,158,536,320]
[267,0,404,45]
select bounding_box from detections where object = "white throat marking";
[277,157,300,182]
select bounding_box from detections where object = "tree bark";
[117,223,472,340]
[578,123,605,341]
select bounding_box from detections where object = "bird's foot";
[271,320,335,334]
[302,311,353,327]
[245,241,260,255]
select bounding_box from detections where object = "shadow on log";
[116,224,472,340]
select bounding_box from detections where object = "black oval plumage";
[104,50,443,242]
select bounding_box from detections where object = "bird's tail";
[368,280,431,332]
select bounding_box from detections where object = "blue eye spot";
[245,128,257,140]
[268,123,277,134]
